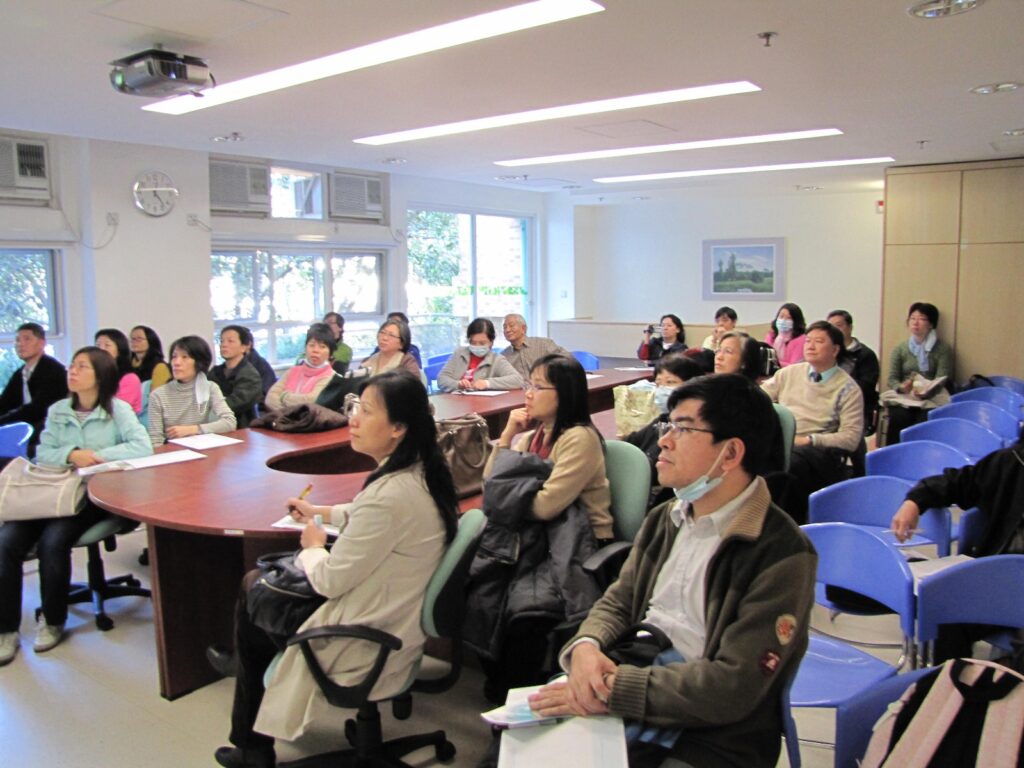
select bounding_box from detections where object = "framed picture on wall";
[701,238,785,301]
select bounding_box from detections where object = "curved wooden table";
[88,369,649,699]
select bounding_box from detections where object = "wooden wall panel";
[961,165,1024,245]
[885,171,961,245]
[956,243,1024,379]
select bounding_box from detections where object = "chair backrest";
[865,440,973,482]
[802,523,916,637]
[421,508,487,640]
[928,401,1020,444]
[427,353,452,367]
[604,440,651,542]
[423,361,446,392]
[952,387,1024,415]
[773,403,796,472]
[0,421,32,459]
[571,350,600,371]
[900,417,1003,462]
[915,554,1024,645]
[138,379,152,426]
[990,375,1024,396]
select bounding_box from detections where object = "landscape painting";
[702,238,785,301]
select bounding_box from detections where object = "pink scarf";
[281,362,333,395]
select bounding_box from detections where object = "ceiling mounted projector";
[110,48,213,97]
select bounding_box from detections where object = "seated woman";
[764,302,807,367]
[477,354,613,701]
[0,346,152,664]
[209,325,263,428]
[714,331,771,380]
[622,354,705,509]
[700,305,738,351]
[883,301,953,445]
[637,313,687,363]
[213,371,458,768]
[436,317,523,392]
[147,335,236,447]
[265,324,336,412]
[129,325,172,391]
[95,328,143,414]
[322,312,353,375]
[360,319,422,378]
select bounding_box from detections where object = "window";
[210,248,384,364]
[0,248,60,384]
[406,209,529,360]
[270,166,323,220]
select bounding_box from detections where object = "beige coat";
[254,465,446,741]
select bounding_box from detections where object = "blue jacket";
[36,398,153,466]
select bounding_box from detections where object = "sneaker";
[0,632,18,666]
[33,621,64,653]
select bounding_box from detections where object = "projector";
[110,48,213,97]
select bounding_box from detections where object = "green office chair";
[773,403,796,472]
[278,508,487,768]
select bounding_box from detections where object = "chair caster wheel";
[95,614,114,631]
[436,741,456,762]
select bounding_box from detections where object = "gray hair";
[503,313,527,327]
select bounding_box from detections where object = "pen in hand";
[288,483,315,514]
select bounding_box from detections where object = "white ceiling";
[2,0,1023,200]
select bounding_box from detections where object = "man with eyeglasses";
[528,374,816,768]
[0,322,67,458]
[499,313,570,379]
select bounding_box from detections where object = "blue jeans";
[0,502,104,631]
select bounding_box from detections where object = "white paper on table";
[614,366,652,372]
[910,554,974,592]
[585,374,604,380]
[168,433,243,449]
[454,390,507,397]
[271,514,340,537]
[77,449,207,475]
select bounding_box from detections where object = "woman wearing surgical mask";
[436,317,523,392]
[623,354,705,510]
[764,303,807,367]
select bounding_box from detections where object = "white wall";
[569,191,884,356]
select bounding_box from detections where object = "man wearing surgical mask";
[529,374,816,768]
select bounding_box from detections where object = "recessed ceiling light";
[355,81,761,145]
[1004,128,1024,137]
[970,82,1021,95]
[908,0,985,18]
[495,128,840,166]
[632,196,650,201]
[382,157,408,165]
[595,157,895,184]
[143,0,605,115]
[495,174,529,182]
[795,185,823,192]
[562,184,582,189]
[211,132,244,142]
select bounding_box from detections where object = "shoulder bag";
[246,550,327,638]
[0,457,86,521]
[436,413,492,498]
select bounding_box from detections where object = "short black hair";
[660,313,686,345]
[908,302,939,328]
[17,322,45,339]
[715,306,737,322]
[667,373,777,476]
[827,309,853,326]
[323,312,345,326]
[806,320,845,349]
[306,322,337,355]
[95,328,133,376]
[220,324,254,348]
[771,303,806,338]
[169,335,213,374]
[655,353,704,382]
[386,311,410,325]
[466,317,496,342]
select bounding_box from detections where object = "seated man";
[827,309,880,434]
[761,320,864,523]
[0,322,67,457]
[499,313,570,379]
[529,374,816,768]
[700,306,738,351]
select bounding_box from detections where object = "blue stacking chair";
[865,440,972,483]
[901,417,1002,462]
[952,386,1024,416]
[0,421,32,459]
[927,401,1020,447]
[809,476,952,557]
[571,350,600,371]
[424,360,446,392]
[990,375,1024,396]
[426,352,451,367]
[915,554,1024,665]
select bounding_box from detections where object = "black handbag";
[246,550,326,638]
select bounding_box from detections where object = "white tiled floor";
[0,527,910,768]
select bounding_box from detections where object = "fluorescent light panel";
[595,157,895,183]
[354,81,760,145]
[495,128,842,166]
[143,0,605,116]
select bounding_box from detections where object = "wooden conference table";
[88,368,649,699]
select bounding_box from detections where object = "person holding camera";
[638,314,687,363]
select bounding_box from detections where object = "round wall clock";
[132,170,179,217]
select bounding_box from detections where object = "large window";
[210,248,384,364]
[0,248,60,384]
[406,209,529,359]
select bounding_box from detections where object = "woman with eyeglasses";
[714,331,773,381]
[264,323,337,412]
[129,325,172,391]
[436,317,523,392]
[212,371,458,768]
[359,319,422,378]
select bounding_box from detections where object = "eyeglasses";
[523,382,556,393]
[656,421,715,440]
[377,331,401,341]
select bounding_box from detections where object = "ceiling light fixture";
[1004,128,1024,137]
[908,0,985,18]
[795,185,822,191]
[211,132,244,142]
[970,82,1020,95]
[143,0,604,115]
[382,157,408,165]
[495,174,529,182]
[355,81,761,145]
[495,127,840,166]
[595,157,895,184]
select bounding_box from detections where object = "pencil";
[298,483,313,500]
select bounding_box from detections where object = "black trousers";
[785,445,851,525]
[478,616,560,702]
[884,404,927,446]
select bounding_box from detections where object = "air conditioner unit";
[0,137,50,202]
[328,171,384,222]
[209,159,270,215]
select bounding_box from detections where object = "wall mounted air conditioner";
[210,159,271,215]
[328,171,385,222]
[0,136,51,203]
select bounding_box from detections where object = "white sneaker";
[0,632,18,666]
[33,620,64,653]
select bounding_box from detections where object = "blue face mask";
[653,386,675,414]
[776,318,794,334]
[468,344,490,358]
[673,444,729,505]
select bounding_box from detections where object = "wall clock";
[132,170,178,217]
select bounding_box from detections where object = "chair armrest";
[583,541,632,576]
[287,623,402,709]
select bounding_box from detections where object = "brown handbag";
[436,414,492,498]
